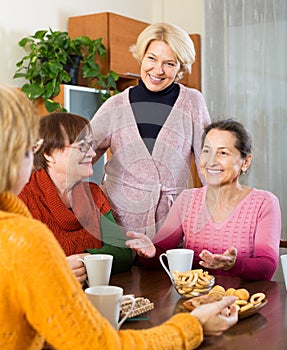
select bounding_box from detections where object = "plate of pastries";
[182,284,267,320]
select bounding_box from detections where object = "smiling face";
[200,129,251,187]
[140,40,180,92]
[48,134,96,187]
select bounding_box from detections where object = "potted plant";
[13,28,119,112]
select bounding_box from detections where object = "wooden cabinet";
[179,34,201,91]
[68,12,201,91]
[68,12,148,90]
[33,86,64,117]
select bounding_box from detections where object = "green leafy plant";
[13,28,119,112]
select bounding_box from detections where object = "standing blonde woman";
[91,22,211,238]
[0,86,237,349]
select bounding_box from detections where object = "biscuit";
[233,288,250,301]
[225,288,236,296]
[209,285,226,296]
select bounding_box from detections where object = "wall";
[153,0,204,34]
[0,0,204,87]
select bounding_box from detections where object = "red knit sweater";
[19,169,111,255]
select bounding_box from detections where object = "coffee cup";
[78,254,113,287]
[280,254,287,291]
[85,285,135,329]
[159,248,194,281]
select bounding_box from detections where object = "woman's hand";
[66,253,89,285]
[199,247,237,271]
[191,296,238,336]
[125,231,156,258]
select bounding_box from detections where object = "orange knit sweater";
[0,192,203,350]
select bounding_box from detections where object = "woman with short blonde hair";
[91,22,210,239]
[130,22,196,80]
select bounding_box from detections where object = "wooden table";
[111,266,287,350]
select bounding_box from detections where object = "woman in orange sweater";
[0,86,238,350]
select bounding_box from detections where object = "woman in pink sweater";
[126,119,281,280]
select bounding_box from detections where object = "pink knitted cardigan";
[90,84,211,238]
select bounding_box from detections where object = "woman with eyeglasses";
[0,84,238,350]
[19,112,133,283]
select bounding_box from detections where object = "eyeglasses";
[65,140,97,154]
[32,139,44,154]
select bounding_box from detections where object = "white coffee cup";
[85,285,136,329]
[78,254,113,287]
[280,255,287,291]
[159,248,194,281]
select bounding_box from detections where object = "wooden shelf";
[69,12,148,90]
[68,12,201,91]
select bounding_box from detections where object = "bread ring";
[191,269,204,273]
[234,300,248,306]
[195,281,211,288]
[239,303,254,312]
[190,272,199,285]
[250,292,265,304]
[193,287,211,293]
[197,274,212,283]
[177,288,186,295]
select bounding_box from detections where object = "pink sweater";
[141,187,281,280]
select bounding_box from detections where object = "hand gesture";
[66,253,89,285]
[191,296,238,336]
[125,231,156,258]
[199,247,237,271]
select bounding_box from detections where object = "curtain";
[204,0,287,240]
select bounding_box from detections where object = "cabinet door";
[108,13,148,75]
[68,13,148,84]
[68,12,110,86]
[179,34,201,91]
[69,13,201,91]
[33,85,64,117]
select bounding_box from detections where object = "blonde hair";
[0,86,38,192]
[130,22,195,81]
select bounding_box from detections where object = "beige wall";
[0,0,204,86]
[153,0,204,34]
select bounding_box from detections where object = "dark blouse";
[129,80,179,153]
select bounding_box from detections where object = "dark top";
[129,80,179,153]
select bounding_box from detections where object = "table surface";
[111,266,287,350]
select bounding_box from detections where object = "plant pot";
[64,54,80,85]
[40,54,80,86]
